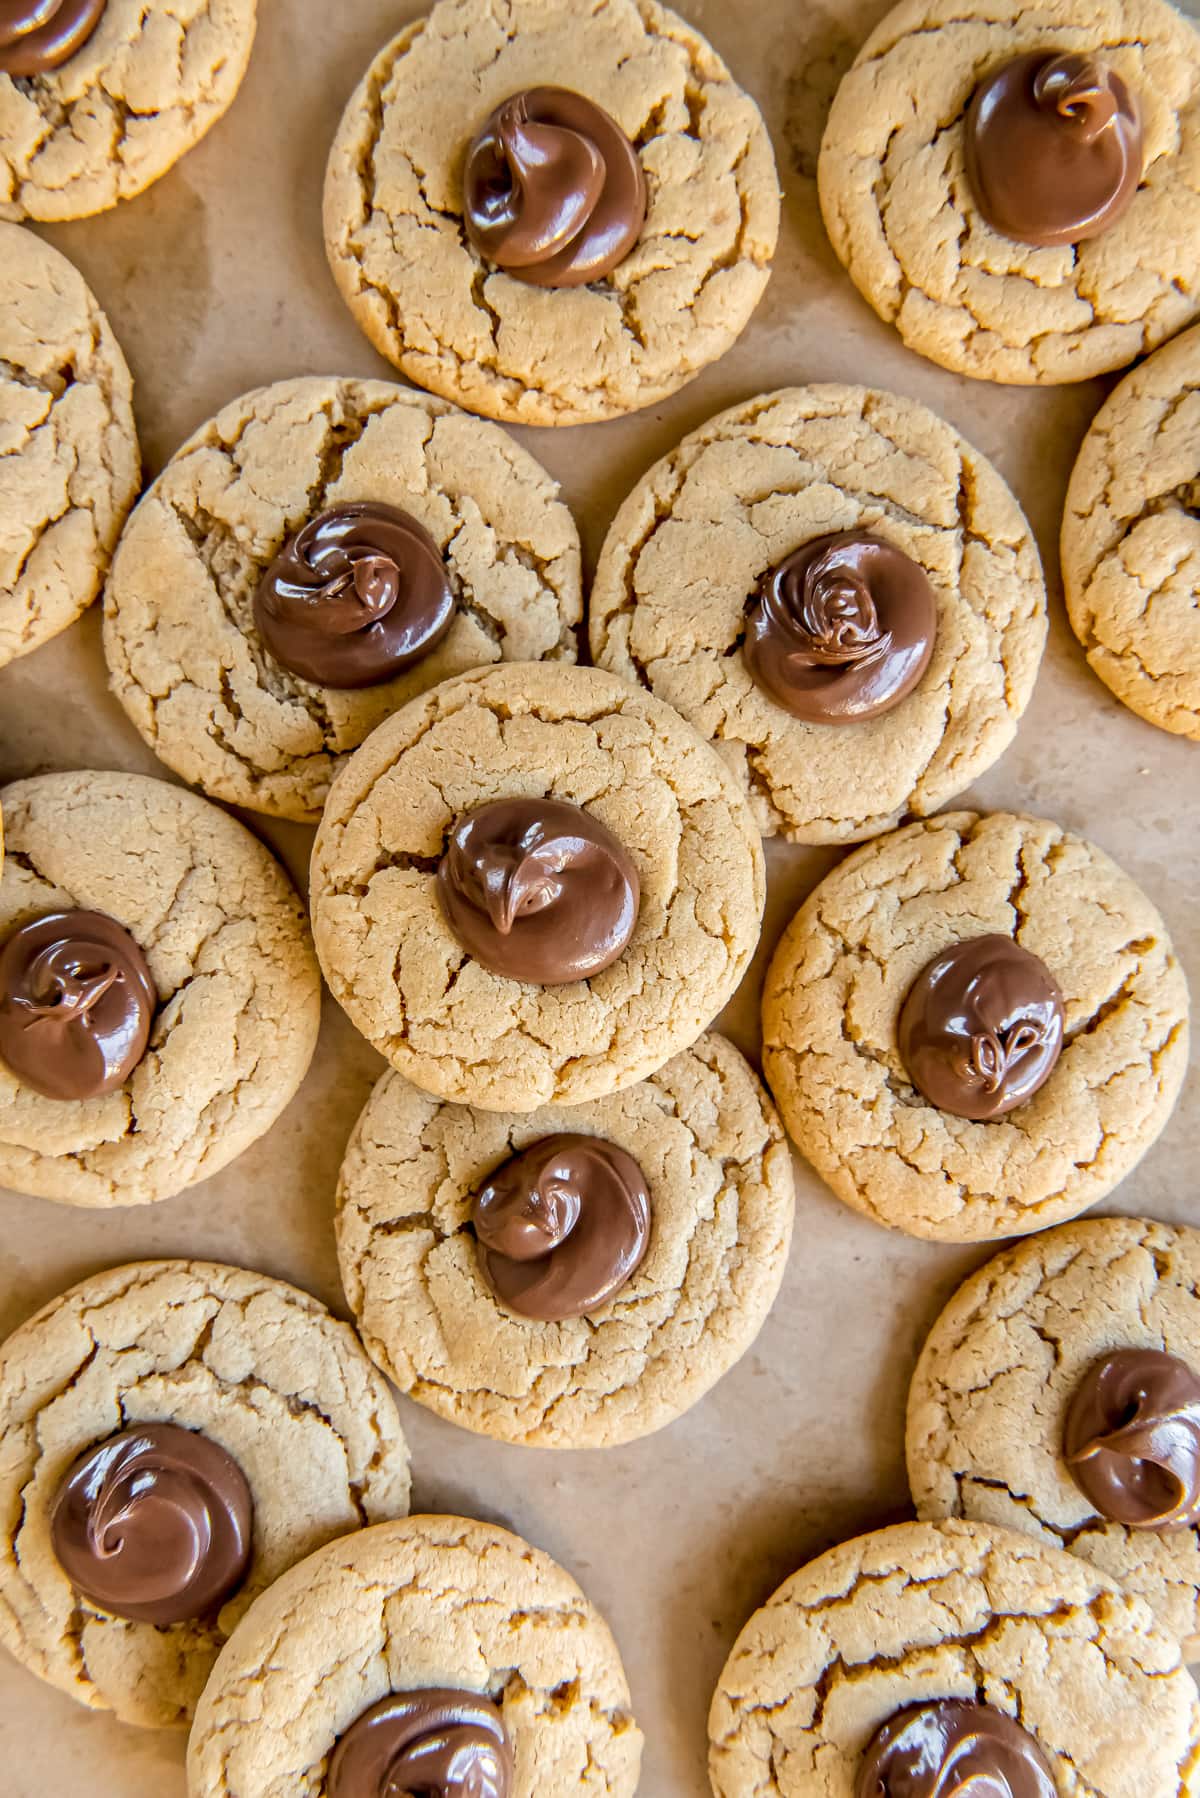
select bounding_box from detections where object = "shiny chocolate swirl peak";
[0,909,156,1101]
[965,50,1143,247]
[898,935,1064,1122]
[857,1700,1057,1798]
[464,86,647,287]
[0,0,106,75]
[744,532,937,724]
[50,1424,253,1625]
[255,502,456,689]
[437,797,640,985]
[1064,1348,1200,1530]
[474,1133,651,1321]
[328,1689,512,1798]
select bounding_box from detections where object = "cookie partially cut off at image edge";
[590,384,1047,845]
[186,1514,643,1798]
[0,768,321,1207]
[909,1215,1200,1660]
[322,0,780,425]
[817,0,1200,384]
[103,375,583,822]
[0,1259,411,1728]
[0,0,259,222]
[708,1517,1200,1798]
[335,1033,795,1449]
[309,662,766,1113]
[761,808,1189,1243]
[1062,321,1200,741]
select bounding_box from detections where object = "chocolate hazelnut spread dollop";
[437,797,639,985]
[464,86,647,287]
[1065,1347,1200,1530]
[473,1132,651,1321]
[0,0,107,76]
[898,935,1064,1122]
[255,502,455,689]
[50,1423,253,1625]
[0,909,156,1101]
[328,1689,512,1798]
[857,1699,1057,1798]
[965,51,1143,247]
[744,532,937,724]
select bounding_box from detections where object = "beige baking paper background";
[1,1,1198,1792]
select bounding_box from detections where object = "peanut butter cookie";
[0,1259,411,1728]
[761,810,1189,1242]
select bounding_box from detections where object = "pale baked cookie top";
[591,385,1046,845]
[0,224,139,670]
[709,1517,1200,1798]
[1063,323,1200,740]
[188,1514,643,1797]
[0,1259,411,1729]
[0,0,257,222]
[818,0,1200,385]
[336,1034,794,1449]
[310,663,765,1112]
[103,377,582,821]
[910,1217,1200,1659]
[322,0,779,426]
[761,810,1189,1243]
[0,769,320,1207]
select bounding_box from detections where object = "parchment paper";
[0,2,1197,1793]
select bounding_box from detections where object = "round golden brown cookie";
[591,385,1047,844]
[909,1216,1200,1660]
[817,0,1200,384]
[187,1513,643,1796]
[0,1259,411,1728]
[708,1517,1200,1797]
[761,810,1189,1242]
[0,224,139,670]
[336,1033,794,1449]
[0,0,257,222]
[322,0,779,425]
[310,663,766,1112]
[0,768,320,1206]
[103,376,582,822]
[1063,323,1200,739]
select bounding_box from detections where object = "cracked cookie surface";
[187,1512,643,1797]
[590,385,1046,845]
[103,376,582,821]
[322,0,779,426]
[0,225,139,670]
[708,1517,1200,1798]
[1062,324,1200,740]
[761,810,1189,1242]
[817,0,1200,384]
[0,0,257,222]
[0,1259,411,1728]
[0,769,320,1207]
[336,1033,794,1448]
[910,1216,1200,1659]
[310,663,766,1112]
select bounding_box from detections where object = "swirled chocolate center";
[857,1700,1057,1798]
[328,1689,512,1798]
[255,502,456,689]
[965,51,1143,246]
[898,935,1064,1122]
[744,532,937,724]
[1064,1348,1200,1530]
[473,1133,651,1321]
[50,1423,253,1625]
[436,797,640,985]
[0,0,106,74]
[0,909,156,1101]
[463,85,647,287]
